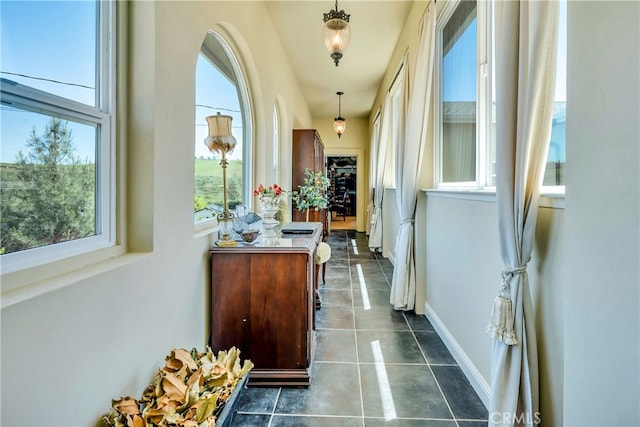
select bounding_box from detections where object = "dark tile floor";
[230,230,488,427]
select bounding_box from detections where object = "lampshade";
[334,91,346,138]
[203,113,238,247]
[334,117,346,138]
[322,1,351,66]
[204,113,237,156]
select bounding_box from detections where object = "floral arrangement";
[104,346,253,427]
[253,183,283,200]
[291,169,330,220]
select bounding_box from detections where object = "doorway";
[327,156,357,230]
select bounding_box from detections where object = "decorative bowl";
[241,229,260,243]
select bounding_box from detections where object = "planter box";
[216,374,248,427]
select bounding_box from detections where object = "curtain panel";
[366,114,381,236]
[488,1,559,426]
[389,3,436,310]
[368,96,392,251]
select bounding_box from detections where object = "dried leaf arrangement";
[104,346,253,427]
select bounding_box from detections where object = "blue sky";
[443,18,477,102]
[195,54,244,160]
[1,0,96,163]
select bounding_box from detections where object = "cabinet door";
[248,253,309,369]
[211,253,252,357]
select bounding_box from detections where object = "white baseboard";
[425,302,491,408]
[386,252,396,266]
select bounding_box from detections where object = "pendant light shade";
[334,91,346,138]
[322,0,351,66]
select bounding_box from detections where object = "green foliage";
[291,169,329,212]
[0,118,96,254]
[194,159,243,214]
[194,195,208,211]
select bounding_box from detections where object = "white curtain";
[390,3,436,310]
[366,114,381,236]
[488,1,559,426]
[368,97,392,251]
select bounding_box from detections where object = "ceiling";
[264,1,416,120]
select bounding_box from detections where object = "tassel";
[486,265,527,345]
[487,294,518,345]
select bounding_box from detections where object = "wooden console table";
[209,223,322,387]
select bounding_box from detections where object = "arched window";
[273,104,280,183]
[194,31,253,224]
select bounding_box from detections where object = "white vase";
[259,196,280,239]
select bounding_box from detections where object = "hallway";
[230,230,488,426]
[330,215,357,231]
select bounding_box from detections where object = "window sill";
[194,219,219,239]
[423,188,565,209]
[1,251,151,309]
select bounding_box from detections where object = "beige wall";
[563,1,639,425]
[423,194,566,425]
[0,2,314,425]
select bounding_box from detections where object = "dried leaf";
[165,357,183,372]
[237,360,255,378]
[186,368,203,388]
[173,348,199,371]
[143,406,166,425]
[195,391,221,423]
[129,415,145,427]
[203,416,217,427]
[163,408,182,423]
[204,374,228,389]
[162,372,188,401]
[174,363,190,382]
[112,397,140,416]
[106,347,252,427]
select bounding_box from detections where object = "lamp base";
[215,238,238,247]
[216,211,237,247]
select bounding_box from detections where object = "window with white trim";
[542,0,566,188]
[436,0,484,187]
[194,32,253,224]
[436,0,566,190]
[385,63,406,188]
[0,0,115,273]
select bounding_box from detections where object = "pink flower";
[254,183,285,198]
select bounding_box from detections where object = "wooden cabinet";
[209,223,322,387]
[291,129,329,235]
[292,129,325,192]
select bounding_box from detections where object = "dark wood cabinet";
[292,129,325,193]
[209,223,322,387]
[291,129,329,235]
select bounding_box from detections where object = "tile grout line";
[266,387,282,426]
[404,310,461,427]
[346,231,367,427]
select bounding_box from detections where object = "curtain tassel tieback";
[486,265,527,345]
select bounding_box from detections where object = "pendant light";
[334,91,346,138]
[322,0,351,66]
